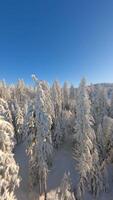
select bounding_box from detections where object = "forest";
[1,75,113,200]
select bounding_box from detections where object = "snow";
[47,143,78,194]
[14,140,113,200]
[14,142,29,200]
[14,140,77,200]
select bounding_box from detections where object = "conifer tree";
[74,78,103,199]
[51,80,62,117]
[9,98,24,144]
[27,77,54,198]
[92,86,108,129]
[0,117,20,200]
[62,82,69,110]
[0,98,12,123]
[56,172,75,200]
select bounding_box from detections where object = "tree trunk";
[44,176,47,200]
[39,178,42,195]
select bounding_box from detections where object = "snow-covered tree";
[56,172,75,200]
[52,116,62,148]
[69,85,75,100]
[0,80,11,101]
[51,80,62,117]
[27,78,54,197]
[35,80,54,163]
[110,92,113,118]
[61,110,74,141]
[14,103,24,143]
[52,110,74,148]
[102,116,113,161]
[24,101,36,144]
[96,123,105,161]
[69,85,76,112]
[0,98,12,123]
[15,79,28,116]
[9,98,24,144]
[74,78,103,199]
[62,82,69,110]
[0,116,20,200]
[91,86,108,129]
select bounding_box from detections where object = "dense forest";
[1,75,113,200]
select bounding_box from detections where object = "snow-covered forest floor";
[47,141,77,199]
[14,140,77,200]
[14,142,29,200]
[15,140,113,200]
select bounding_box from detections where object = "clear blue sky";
[0,0,113,85]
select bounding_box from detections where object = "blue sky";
[0,0,113,85]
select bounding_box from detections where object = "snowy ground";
[47,143,78,199]
[14,141,113,200]
[14,141,77,200]
[14,142,30,200]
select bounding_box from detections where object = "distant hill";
[92,83,113,99]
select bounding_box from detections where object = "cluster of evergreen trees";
[0,76,113,200]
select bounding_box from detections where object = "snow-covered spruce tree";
[62,82,69,110]
[14,79,29,118]
[98,116,113,192]
[56,172,76,200]
[110,92,113,118]
[14,103,24,143]
[69,85,76,112]
[35,79,54,165]
[91,86,108,129]
[73,78,103,200]
[51,81,63,148]
[96,116,113,164]
[53,116,62,148]
[95,116,113,192]
[52,110,74,148]
[24,100,36,144]
[0,98,12,124]
[51,80,62,117]
[69,85,75,100]
[0,80,11,101]
[9,98,24,144]
[51,81,75,147]
[61,110,74,141]
[102,116,113,161]
[0,116,20,200]
[27,77,54,198]
[96,123,105,161]
[15,79,26,104]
